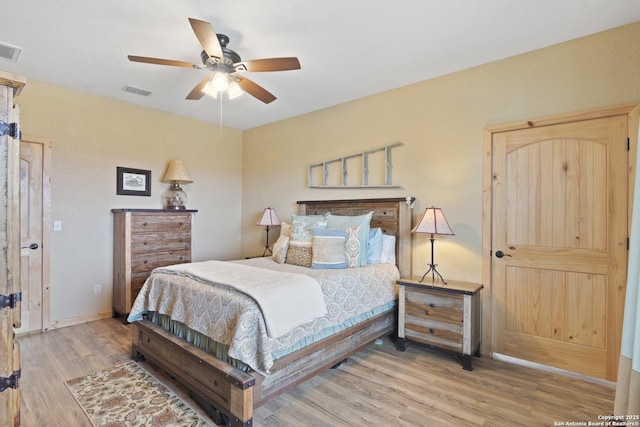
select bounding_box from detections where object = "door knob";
[495,250,511,258]
[21,243,38,250]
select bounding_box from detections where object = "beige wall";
[242,22,640,282]
[9,21,640,326]
[16,82,243,322]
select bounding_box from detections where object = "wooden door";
[14,136,50,334]
[490,114,629,381]
[0,72,25,427]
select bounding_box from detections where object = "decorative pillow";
[291,219,327,241]
[326,212,373,267]
[285,240,313,267]
[272,235,290,264]
[311,228,347,269]
[380,234,396,265]
[279,221,292,238]
[344,226,362,268]
[367,227,383,264]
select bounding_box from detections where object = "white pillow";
[272,235,290,264]
[380,234,396,265]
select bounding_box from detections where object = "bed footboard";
[131,319,257,426]
[131,309,395,426]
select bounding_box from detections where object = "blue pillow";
[367,228,383,264]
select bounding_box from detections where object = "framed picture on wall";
[116,167,151,196]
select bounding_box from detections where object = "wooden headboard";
[297,197,413,278]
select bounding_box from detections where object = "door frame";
[481,103,640,357]
[20,134,51,332]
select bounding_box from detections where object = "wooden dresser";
[112,209,196,317]
[396,276,483,370]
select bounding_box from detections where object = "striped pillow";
[311,228,347,269]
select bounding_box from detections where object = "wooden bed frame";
[131,197,413,426]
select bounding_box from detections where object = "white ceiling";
[1,1,639,130]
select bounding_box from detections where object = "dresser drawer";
[131,232,191,252]
[131,249,191,274]
[131,214,191,233]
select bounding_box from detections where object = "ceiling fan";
[128,18,301,104]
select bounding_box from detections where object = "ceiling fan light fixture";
[202,80,219,98]
[211,71,229,91]
[227,79,243,99]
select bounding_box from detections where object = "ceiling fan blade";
[235,57,301,72]
[234,75,276,104]
[186,75,211,100]
[188,18,223,61]
[128,55,197,68]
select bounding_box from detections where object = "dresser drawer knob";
[142,222,148,226]
[429,303,436,307]
[179,239,183,243]
[143,260,148,264]
[143,241,148,245]
[179,221,184,226]
[429,328,435,334]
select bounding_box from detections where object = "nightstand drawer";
[131,232,191,252]
[405,289,463,324]
[404,316,463,352]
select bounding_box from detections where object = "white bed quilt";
[128,257,399,375]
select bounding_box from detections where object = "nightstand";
[396,276,483,370]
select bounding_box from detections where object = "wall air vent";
[0,42,22,62]
[122,85,153,96]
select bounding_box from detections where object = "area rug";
[65,361,212,426]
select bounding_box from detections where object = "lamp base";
[261,225,273,257]
[419,264,447,285]
[163,182,187,210]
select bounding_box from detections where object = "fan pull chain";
[219,94,223,140]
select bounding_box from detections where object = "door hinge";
[0,370,20,392]
[0,120,20,139]
[628,137,631,151]
[0,292,21,310]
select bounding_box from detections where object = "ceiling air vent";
[0,42,22,62]
[122,85,153,96]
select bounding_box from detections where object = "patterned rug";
[65,361,212,426]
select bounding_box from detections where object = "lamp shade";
[412,207,454,235]
[162,160,193,184]
[256,207,281,227]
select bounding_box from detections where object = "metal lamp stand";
[419,234,447,284]
[261,225,273,257]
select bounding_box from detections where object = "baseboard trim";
[491,352,616,387]
[49,310,114,330]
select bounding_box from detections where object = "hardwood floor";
[17,317,615,426]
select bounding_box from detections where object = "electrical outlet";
[94,284,101,295]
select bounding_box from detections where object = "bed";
[128,197,413,426]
